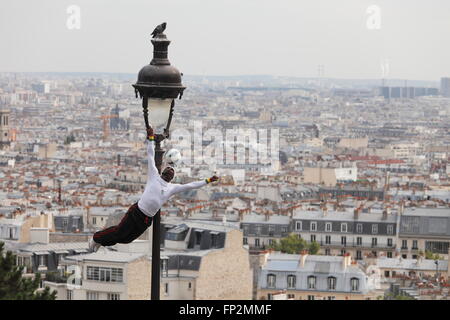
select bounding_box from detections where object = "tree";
[64,134,75,145]
[424,250,441,260]
[269,233,321,254]
[0,242,56,300]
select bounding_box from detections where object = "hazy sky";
[1,0,449,80]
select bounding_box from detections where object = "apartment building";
[240,214,291,252]
[45,219,252,300]
[368,256,449,282]
[398,208,450,259]
[303,166,357,187]
[292,208,398,260]
[0,212,54,243]
[257,252,380,300]
[12,228,89,274]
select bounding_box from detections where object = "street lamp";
[132,23,185,300]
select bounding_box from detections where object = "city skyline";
[1,0,450,80]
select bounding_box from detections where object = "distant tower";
[0,107,11,150]
[441,77,450,97]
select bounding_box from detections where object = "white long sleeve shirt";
[137,140,207,217]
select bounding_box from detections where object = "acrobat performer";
[89,127,219,252]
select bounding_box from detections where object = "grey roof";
[66,250,146,263]
[400,208,450,237]
[259,253,372,294]
[18,242,88,253]
[292,209,397,223]
[89,206,128,216]
[402,208,450,218]
[241,214,291,225]
[163,217,239,232]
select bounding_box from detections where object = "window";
[425,241,449,254]
[287,275,296,289]
[371,238,377,247]
[311,222,317,232]
[356,251,362,260]
[384,271,390,278]
[387,225,394,235]
[38,255,48,267]
[325,235,331,244]
[387,238,393,247]
[327,296,336,300]
[412,240,418,250]
[340,249,346,256]
[350,278,359,292]
[67,290,73,300]
[387,251,393,258]
[307,276,316,289]
[188,282,192,290]
[62,219,68,227]
[268,239,274,246]
[195,230,203,245]
[281,227,288,234]
[107,293,120,300]
[295,222,302,231]
[325,223,332,232]
[267,274,276,288]
[161,258,169,277]
[356,237,362,246]
[401,240,408,249]
[341,223,348,233]
[86,266,123,283]
[372,224,378,234]
[287,294,295,299]
[86,291,99,300]
[164,283,169,295]
[341,236,346,246]
[255,238,260,248]
[243,237,248,245]
[211,233,219,248]
[307,295,315,300]
[328,277,337,290]
[268,226,275,236]
[268,294,274,300]
[356,224,363,234]
[310,235,316,242]
[325,248,331,255]
[92,217,97,225]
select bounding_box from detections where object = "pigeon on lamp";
[151,22,167,38]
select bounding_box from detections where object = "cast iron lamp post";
[132,24,185,300]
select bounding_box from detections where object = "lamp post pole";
[151,138,164,300]
[132,24,185,300]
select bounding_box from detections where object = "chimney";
[321,202,328,216]
[30,228,49,244]
[353,208,360,220]
[299,250,308,267]
[382,209,388,220]
[342,252,352,269]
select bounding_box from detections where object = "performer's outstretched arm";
[169,176,219,196]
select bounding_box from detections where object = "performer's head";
[161,166,174,182]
